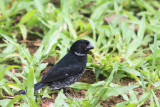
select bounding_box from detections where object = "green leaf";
[0,33,32,63]
[152,90,160,107]
[0,65,20,82]
[138,92,151,106]
[89,19,96,41]
[115,101,128,107]
[0,0,6,17]
[42,23,64,55]
[0,99,11,107]
[64,17,77,39]
[34,0,44,17]
[19,10,37,24]
[150,95,154,107]
[122,67,140,77]
[137,16,145,40]
[61,0,69,15]
[32,45,44,65]
[91,2,109,20]
[27,67,34,101]
[35,63,48,79]
[6,70,22,85]
[1,84,13,95]
[140,72,145,93]
[19,24,27,40]
[7,95,26,107]
[70,82,91,89]
[126,38,141,58]
[102,84,139,100]
[152,34,157,71]
[128,90,138,104]
[54,90,68,107]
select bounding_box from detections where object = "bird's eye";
[85,42,89,45]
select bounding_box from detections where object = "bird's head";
[69,39,94,56]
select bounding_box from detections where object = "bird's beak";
[86,43,94,50]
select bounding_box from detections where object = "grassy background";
[0,0,160,106]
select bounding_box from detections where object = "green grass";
[0,0,160,106]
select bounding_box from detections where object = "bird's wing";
[40,65,83,83]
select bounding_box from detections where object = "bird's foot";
[65,92,73,98]
[63,88,83,100]
[65,92,84,100]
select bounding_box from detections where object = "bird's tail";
[34,82,48,91]
[16,82,48,95]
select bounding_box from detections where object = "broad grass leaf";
[86,81,105,95]
[7,83,21,91]
[152,91,160,107]
[28,98,39,107]
[122,67,140,76]
[34,0,44,17]
[0,99,11,107]
[0,33,20,49]
[138,16,145,40]
[152,34,157,71]
[64,17,77,39]
[150,95,154,107]
[3,53,19,60]
[32,45,44,65]
[126,38,141,58]
[60,0,68,15]
[140,72,145,93]
[1,84,12,95]
[0,66,20,82]
[128,90,138,104]
[89,19,96,41]
[0,0,6,17]
[0,33,32,62]
[42,22,63,55]
[2,43,15,54]
[35,63,48,80]
[91,2,109,21]
[54,90,68,107]
[20,45,32,63]
[138,92,151,106]
[7,95,26,107]
[115,101,128,107]
[27,67,34,100]
[19,10,37,24]
[102,84,139,100]
[19,24,27,40]
[6,70,22,85]
[70,82,91,89]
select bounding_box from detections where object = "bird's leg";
[63,88,84,100]
[63,88,73,98]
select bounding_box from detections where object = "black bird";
[17,39,94,95]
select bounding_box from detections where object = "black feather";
[17,39,94,95]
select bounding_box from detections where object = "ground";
[1,35,160,107]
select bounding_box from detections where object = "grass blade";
[34,0,44,17]
[152,34,157,71]
[140,72,145,93]
[7,95,26,107]
[152,90,160,107]
[19,24,27,40]
[27,67,34,101]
